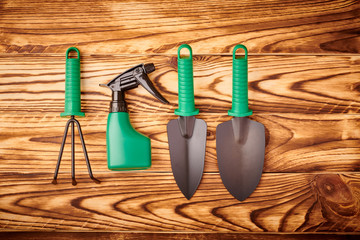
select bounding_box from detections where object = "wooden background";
[0,0,360,239]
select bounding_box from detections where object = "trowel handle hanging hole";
[178,44,193,59]
[66,47,80,59]
[229,44,252,117]
[233,44,248,60]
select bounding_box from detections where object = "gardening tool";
[167,44,207,200]
[216,44,265,201]
[100,63,168,170]
[52,47,99,186]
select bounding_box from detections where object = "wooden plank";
[0,113,359,173]
[0,54,359,114]
[0,0,359,54]
[0,172,359,232]
[1,232,359,240]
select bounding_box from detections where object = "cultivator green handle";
[174,44,199,117]
[61,47,85,117]
[228,44,253,117]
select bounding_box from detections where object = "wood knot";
[313,174,353,203]
[206,129,215,140]
[312,174,359,221]
[324,183,333,192]
[168,56,178,70]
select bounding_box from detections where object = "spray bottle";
[100,63,168,170]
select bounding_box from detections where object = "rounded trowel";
[216,44,265,201]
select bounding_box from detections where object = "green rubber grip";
[60,47,85,117]
[228,44,253,117]
[174,44,199,116]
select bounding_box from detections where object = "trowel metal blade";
[167,116,207,200]
[216,117,265,201]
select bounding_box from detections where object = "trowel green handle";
[228,44,253,117]
[174,44,199,116]
[60,47,85,117]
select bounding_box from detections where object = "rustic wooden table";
[0,0,359,239]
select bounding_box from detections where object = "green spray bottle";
[100,63,168,170]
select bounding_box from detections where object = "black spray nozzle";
[100,63,169,112]
[144,63,155,74]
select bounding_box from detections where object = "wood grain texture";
[1,232,359,240]
[0,113,359,173]
[0,172,359,232]
[0,0,359,54]
[1,0,360,236]
[0,54,360,114]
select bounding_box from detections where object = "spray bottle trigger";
[134,68,169,104]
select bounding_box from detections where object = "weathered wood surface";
[0,0,359,54]
[0,173,359,232]
[1,232,359,240]
[1,54,360,114]
[0,113,359,173]
[1,0,360,236]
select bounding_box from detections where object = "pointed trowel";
[216,44,265,201]
[167,44,207,200]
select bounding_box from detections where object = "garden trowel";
[167,44,207,200]
[216,44,265,201]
